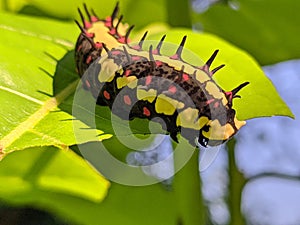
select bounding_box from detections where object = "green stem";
[173,146,206,225]
[227,139,246,225]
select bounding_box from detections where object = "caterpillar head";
[197,113,246,147]
[195,82,249,147]
[178,107,247,148]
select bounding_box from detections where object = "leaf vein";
[0,85,44,105]
[0,80,78,152]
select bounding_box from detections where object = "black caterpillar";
[74,3,249,147]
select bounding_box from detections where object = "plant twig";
[173,144,206,225]
[227,138,246,225]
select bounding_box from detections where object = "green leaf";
[0,146,109,203]
[194,0,300,65]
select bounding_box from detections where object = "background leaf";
[0,146,109,203]
[193,0,300,65]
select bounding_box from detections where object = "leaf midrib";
[0,80,79,153]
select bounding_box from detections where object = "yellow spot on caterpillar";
[202,118,246,141]
[98,57,121,82]
[205,81,223,98]
[168,59,184,71]
[176,108,209,130]
[117,76,137,89]
[204,81,227,105]
[118,68,124,75]
[156,95,176,115]
[127,79,138,89]
[203,120,233,140]
[111,18,129,36]
[155,94,185,115]
[88,21,128,49]
[195,70,210,83]
[234,118,246,130]
[137,88,157,103]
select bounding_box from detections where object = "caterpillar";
[74,3,249,148]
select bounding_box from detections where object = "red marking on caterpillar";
[145,76,152,85]
[103,90,111,100]
[206,99,215,105]
[168,85,177,94]
[132,56,141,61]
[84,21,92,29]
[214,101,220,108]
[85,32,94,38]
[125,70,131,77]
[124,95,132,105]
[95,42,103,49]
[155,61,163,67]
[86,55,93,64]
[104,17,111,27]
[152,49,159,55]
[143,107,151,117]
[183,73,189,81]
[117,36,127,44]
[109,28,117,36]
[170,54,179,60]
[77,44,83,51]
[85,80,91,88]
[91,16,98,22]
[112,50,122,55]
